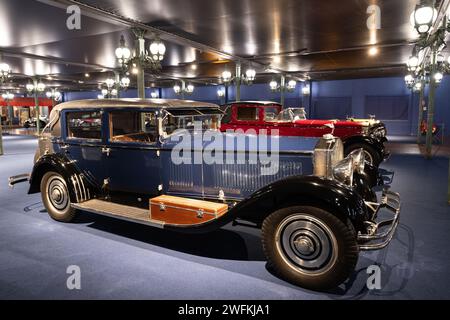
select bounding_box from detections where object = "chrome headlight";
[370,126,387,139]
[349,148,365,174]
[332,156,354,186]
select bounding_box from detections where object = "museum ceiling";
[0,0,449,92]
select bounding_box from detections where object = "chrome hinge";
[197,209,204,219]
[159,203,166,211]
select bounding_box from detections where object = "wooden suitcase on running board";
[149,195,228,225]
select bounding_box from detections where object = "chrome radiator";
[313,135,344,179]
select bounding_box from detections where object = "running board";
[72,199,165,228]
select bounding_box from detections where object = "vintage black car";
[9,99,400,290]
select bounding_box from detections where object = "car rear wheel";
[261,206,358,291]
[345,143,381,166]
[40,171,77,222]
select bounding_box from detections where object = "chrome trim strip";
[70,176,80,203]
[78,174,88,202]
[73,174,85,202]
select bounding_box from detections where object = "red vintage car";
[220,101,389,165]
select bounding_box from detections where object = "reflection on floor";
[388,135,450,157]
[0,135,449,299]
[2,128,38,136]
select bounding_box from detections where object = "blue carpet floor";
[0,134,449,299]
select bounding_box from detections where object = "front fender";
[28,153,98,203]
[230,175,369,231]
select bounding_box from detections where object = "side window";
[264,107,279,121]
[236,107,259,121]
[109,111,157,144]
[66,111,102,140]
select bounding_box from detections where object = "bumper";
[8,173,30,188]
[358,189,401,251]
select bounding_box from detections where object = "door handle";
[101,147,111,156]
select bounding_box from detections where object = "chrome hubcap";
[293,236,315,255]
[276,214,338,275]
[46,176,69,211]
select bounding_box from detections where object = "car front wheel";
[261,206,358,291]
[345,143,381,166]
[40,171,77,222]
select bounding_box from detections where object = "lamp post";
[115,31,166,99]
[425,52,437,158]
[100,76,129,99]
[173,80,194,100]
[220,66,256,103]
[26,79,46,134]
[407,0,450,157]
[416,79,425,144]
[269,75,297,107]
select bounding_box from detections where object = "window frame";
[107,109,160,146]
[64,109,104,143]
[235,106,261,122]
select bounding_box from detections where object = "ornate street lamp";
[410,0,437,35]
[115,31,167,98]
[269,78,297,92]
[220,68,256,85]
[221,70,232,85]
[405,74,416,88]
[46,89,62,101]
[120,76,130,88]
[433,71,443,84]
[1,92,14,100]
[302,84,311,96]
[115,33,166,73]
[149,38,166,62]
[407,54,420,72]
[0,62,11,83]
[115,35,132,69]
[26,79,46,133]
[217,88,225,98]
[173,82,194,96]
[269,75,297,107]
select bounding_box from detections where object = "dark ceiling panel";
[77,0,418,55]
[0,0,434,91]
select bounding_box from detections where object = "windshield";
[277,108,307,121]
